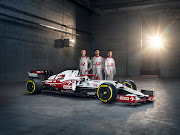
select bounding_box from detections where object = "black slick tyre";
[26,79,43,94]
[121,80,137,90]
[97,83,118,103]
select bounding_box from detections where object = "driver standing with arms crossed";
[79,50,91,75]
[105,50,116,80]
[91,49,104,80]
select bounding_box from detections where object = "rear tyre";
[121,80,137,90]
[97,83,118,103]
[26,79,43,94]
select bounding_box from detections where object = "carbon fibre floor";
[0,77,180,135]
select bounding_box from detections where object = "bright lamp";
[149,36,163,47]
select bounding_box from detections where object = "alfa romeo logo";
[130,97,135,101]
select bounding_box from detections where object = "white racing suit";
[91,56,104,80]
[105,57,116,80]
[79,56,91,75]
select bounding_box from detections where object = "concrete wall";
[75,6,92,66]
[90,10,180,77]
[90,13,142,77]
[90,14,127,77]
[158,11,180,77]
[0,0,179,83]
[0,0,91,82]
[126,14,142,76]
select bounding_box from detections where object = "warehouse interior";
[0,0,180,135]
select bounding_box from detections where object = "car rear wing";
[28,70,53,80]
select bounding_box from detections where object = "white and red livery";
[105,57,116,80]
[79,56,91,75]
[26,70,154,104]
[91,56,104,80]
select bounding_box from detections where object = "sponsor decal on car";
[36,71,44,73]
[63,85,72,89]
[118,95,136,103]
[87,92,96,95]
[93,83,98,87]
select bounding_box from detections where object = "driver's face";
[81,50,86,56]
[108,51,112,57]
[95,50,100,56]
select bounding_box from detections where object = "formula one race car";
[26,70,154,104]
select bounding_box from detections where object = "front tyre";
[26,79,43,94]
[97,83,118,103]
[121,80,137,90]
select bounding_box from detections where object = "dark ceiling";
[91,0,179,10]
[69,0,180,15]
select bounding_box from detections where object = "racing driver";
[105,50,116,80]
[79,50,91,75]
[91,49,104,80]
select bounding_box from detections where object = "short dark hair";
[95,49,100,51]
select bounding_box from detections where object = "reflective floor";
[0,77,180,135]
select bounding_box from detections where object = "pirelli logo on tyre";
[97,85,113,102]
[26,80,36,94]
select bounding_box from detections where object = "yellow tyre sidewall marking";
[122,82,133,89]
[26,80,36,94]
[97,85,113,102]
